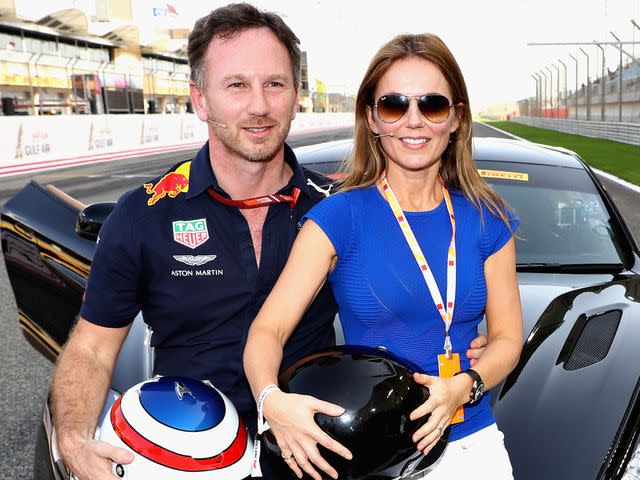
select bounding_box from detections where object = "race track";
[0,122,638,479]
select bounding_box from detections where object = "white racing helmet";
[99,376,253,479]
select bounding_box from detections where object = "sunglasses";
[372,93,457,124]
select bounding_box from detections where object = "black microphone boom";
[373,132,394,138]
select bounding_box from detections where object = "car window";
[303,161,344,176]
[303,161,346,180]
[475,160,626,266]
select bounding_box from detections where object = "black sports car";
[2,137,640,479]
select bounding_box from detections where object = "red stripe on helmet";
[110,396,248,471]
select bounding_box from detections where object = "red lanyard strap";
[380,177,457,358]
[207,187,300,209]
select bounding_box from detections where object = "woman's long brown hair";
[340,33,513,227]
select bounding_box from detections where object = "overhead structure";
[102,24,140,46]
[36,8,88,35]
[0,0,16,19]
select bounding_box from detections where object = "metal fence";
[512,116,640,146]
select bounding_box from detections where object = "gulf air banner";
[0,114,207,176]
[0,112,354,177]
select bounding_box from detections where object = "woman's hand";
[409,373,472,455]
[263,390,353,480]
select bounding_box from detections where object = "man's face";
[193,27,298,163]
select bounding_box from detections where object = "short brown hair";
[188,3,301,91]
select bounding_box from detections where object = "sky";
[172,0,640,111]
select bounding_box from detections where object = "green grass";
[478,118,640,186]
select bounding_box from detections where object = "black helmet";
[263,345,449,479]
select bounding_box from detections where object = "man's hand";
[61,437,133,480]
[466,332,487,367]
[51,319,132,480]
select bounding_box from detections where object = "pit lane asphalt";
[1,123,638,479]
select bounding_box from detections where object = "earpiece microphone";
[206,118,228,129]
[373,132,394,138]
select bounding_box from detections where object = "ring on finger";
[282,454,294,462]
[435,426,444,437]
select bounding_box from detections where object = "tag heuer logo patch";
[173,255,217,266]
[173,219,209,249]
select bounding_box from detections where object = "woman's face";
[367,57,460,175]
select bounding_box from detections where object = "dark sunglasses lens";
[419,95,451,123]
[377,95,409,123]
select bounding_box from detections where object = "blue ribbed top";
[303,185,519,441]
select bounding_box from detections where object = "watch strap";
[454,368,484,404]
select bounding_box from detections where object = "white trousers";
[405,424,514,480]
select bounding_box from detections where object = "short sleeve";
[302,192,354,258]
[481,204,520,261]
[79,196,142,328]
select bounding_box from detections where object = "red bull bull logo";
[144,162,191,206]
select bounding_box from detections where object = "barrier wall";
[512,116,640,146]
[0,112,355,176]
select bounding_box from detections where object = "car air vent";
[563,310,621,371]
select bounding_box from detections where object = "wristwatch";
[454,369,485,405]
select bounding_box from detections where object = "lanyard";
[207,187,300,209]
[380,177,457,358]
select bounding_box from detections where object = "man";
[51,4,486,479]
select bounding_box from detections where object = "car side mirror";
[76,202,116,241]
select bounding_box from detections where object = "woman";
[244,33,522,480]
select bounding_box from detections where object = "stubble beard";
[214,116,292,163]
